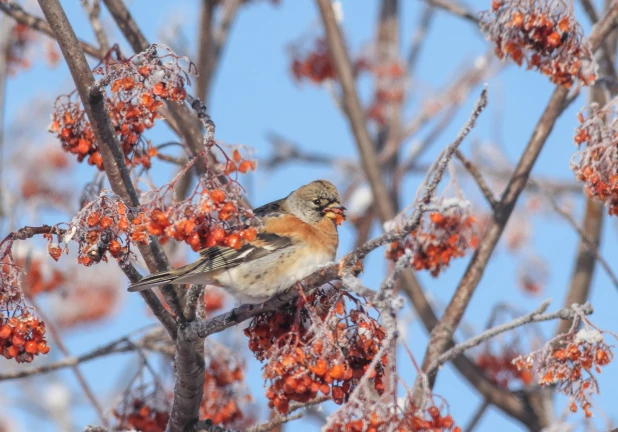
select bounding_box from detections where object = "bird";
[127,180,346,304]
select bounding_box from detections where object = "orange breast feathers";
[261,214,338,253]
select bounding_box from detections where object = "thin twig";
[455,149,499,211]
[425,300,594,376]
[80,0,109,52]
[423,0,480,25]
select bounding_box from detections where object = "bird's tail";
[127,261,201,292]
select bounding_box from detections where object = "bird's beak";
[323,202,347,219]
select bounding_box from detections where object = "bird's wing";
[127,230,294,292]
[253,198,286,218]
[195,231,294,273]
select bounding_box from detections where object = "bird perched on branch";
[128,180,346,303]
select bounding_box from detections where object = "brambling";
[128,180,346,303]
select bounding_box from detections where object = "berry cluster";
[56,194,147,266]
[49,45,193,170]
[571,100,618,215]
[113,398,170,432]
[55,159,255,267]
[0,313,50,363]
[366,62,405,126]
[514,326,614,418]
[55,282,118,328]
[1,247,50,363]
[19,257,64,297]
[477,350,534,388]
[480,0,596,88]
[7,23,33,75]
[386,205,478,277]
[290,37,369,84]
[244,290,387,414]
[201,354,254,428]
[142,175,256,252]
[327,400,461,432]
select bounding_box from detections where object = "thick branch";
[315,0,396,223]
[35,0,180,330]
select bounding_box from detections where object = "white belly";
[213,246,334,304]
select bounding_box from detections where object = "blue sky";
[2,0,617,431]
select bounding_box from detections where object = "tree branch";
[35,0,180,332]
[414,2,618,418]
[0,0,102,58]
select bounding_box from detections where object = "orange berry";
[547,32,561,48]
[0,325,12,339]
[38,341,50,354]
[244,227,257,241]
[15,322,27,335]
[222,202,236,213]
[233,149,242,162]
[211,189,225,203]
[429,213,444,224]
[7,345,19,358]
[226,234,241,250]
[225,160,237,174]
[238,160,253,173]
[12,334,25,347]
[87,212,100,227]
[329,364,344,380]
[100,216,113,228]
[25,340,38,354]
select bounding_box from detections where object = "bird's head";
[286,180,346,225]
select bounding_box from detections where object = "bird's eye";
[312,199,321,206]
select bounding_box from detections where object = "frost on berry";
[326,396,461,432]
[244,289,387,414]
[49,44,194,170]
[200,343,255,428]
[480,0,597,88]
[0,242,50,363]
[513,316,615,418]
[386,202,478,277]
[570,98,618,215]
[113,385,170,432]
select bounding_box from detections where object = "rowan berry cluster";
[53,193,146,266]
[18,257,64,297]
[201,353,254,428]
[480,0,596,88]
[49,45,193,170]
[327,399,461,432]
[7,23,33,74]
[571,100,618,215]
[0,312,50,363]
[0,247,50,363]
[386,205,478,277]
[477,350,534,388]
[113,398,170,432]
[290,38,369,84]
[514,325,615,418]
[366,61,405,126]
[55,282,118,328]
[141,174,255,252]
[244,289,387,414]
